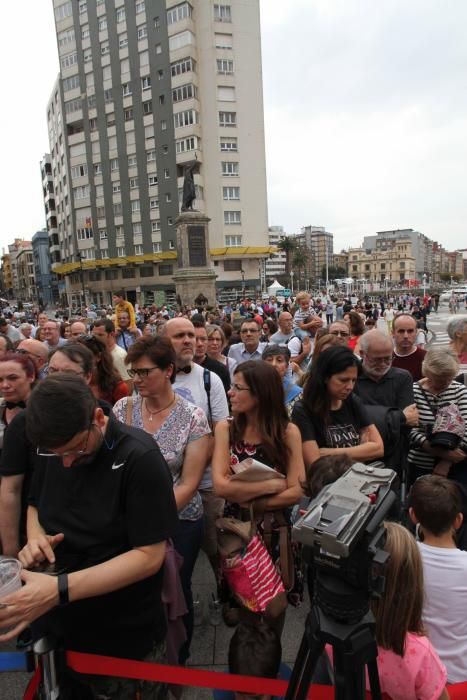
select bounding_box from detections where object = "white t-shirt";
[111,344,130,381]
[174,363,229,490]
[418,541,467,683]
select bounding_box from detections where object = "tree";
[322,265,347,280]
[440,272,462,283]
[277,236,297,276]
[292,248,309,290]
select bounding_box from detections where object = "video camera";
[293,462,397,621]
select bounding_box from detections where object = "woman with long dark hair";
[77,334,128,406]
[345,310,365,353]
[292,346,383,467]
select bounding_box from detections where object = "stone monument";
[172,210,217,307]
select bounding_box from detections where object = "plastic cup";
[0,558,22,601]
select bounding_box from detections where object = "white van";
[440,287,467,303]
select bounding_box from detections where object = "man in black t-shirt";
[0,375,178,699]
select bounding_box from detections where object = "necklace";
[144,394,176,421]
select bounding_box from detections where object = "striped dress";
[408,381,467,473]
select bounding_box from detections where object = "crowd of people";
[0,288,466,699]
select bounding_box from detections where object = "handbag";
[216,504,287,619]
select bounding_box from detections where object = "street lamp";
[422,273,427,298]
[77,252,86,310]
[240,268,245,297]
[290,270,294,294]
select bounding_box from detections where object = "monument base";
[173,267,218,308]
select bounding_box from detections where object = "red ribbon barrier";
[23,665,41,700]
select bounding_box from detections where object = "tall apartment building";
[48,0,270,307]
[265,226,287,281]
[293,226,333,285]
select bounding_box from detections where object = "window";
[217,58,233,74]
[55,2,72,21]
[82,26,90,40]
[215,33,232,49]
[99,229,107,240]
[225,235,242,246]
[214,4,231,21]
[136,1,145,13]
[140,265,154,277]
[154,16,160,28]
[77,227,94,240]
[116,7,125,22]
[73,185,90,200]
[219,111,236,127]
[164,169,170,179]
[133,223,142,235]
[135,244,143,255]
[224,259,242,272]
[83,49,92,62]
[352,265,358,272]
[130,177,139,189]
[174,109,197,128]
[141,75,151,90]
[114,202,123,216]
[101,250,109,259]
[104,88,113,103]
[124,107,134,121]
[99,18,107,31]
[172,83,196,102]
[167,3,192,24]
[115,225,124,238]
[94,163,102,174]
[150,198,159,209]
[58,28,75,48]
[61,52,78,70]
[381,263,386,270]
[79,0,87,13]
[110,158,119,171]
[112,182,121,193]
[143,100,153,115]
[65,98,82,114]
[156,44,162,54]
[223,186,239,200]
[220,136,237,151]
[147,153,157,165]
[175,136,198,153]
[151,221,161,232]
[107,112,116,126]
[96,205,106,218]
[105,269,119,280]
[137,25,148,40]
[171,57,196,77]
[117,246,126,257]
[165,193,172,202]
[169,30,195,51]
[131,200,141,212]
[122,82,132,96]
[119,35,128,48]
[400,261,406,268]
[221,161,239,176]
[71,164,88,179]
[128,155,137,167]
[159,264,173,276]
[101,42,110,55]
[224,211,241,225]
[153,242,162,253]
[95,184,104,197]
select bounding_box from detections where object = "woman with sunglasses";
[77,335,128,406]
[260,318,277,342]
[113,335,211,663]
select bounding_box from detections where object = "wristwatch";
[57,573,69,606]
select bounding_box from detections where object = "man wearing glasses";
[328,320,351,346]
[228,320,267,364]
[0,374,178,698]
[15,339,49,378]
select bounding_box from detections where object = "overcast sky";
[1,0,466,254]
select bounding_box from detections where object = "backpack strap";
[203,367,212,428]
[125,396,133,426]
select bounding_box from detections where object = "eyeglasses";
[330,330,350,337]
[15,348,43,360]
[37,424,95,458]
[127,366,160,378]
[230,383,250,392]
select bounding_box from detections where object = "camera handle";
[285,605,382,700]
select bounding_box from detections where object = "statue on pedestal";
[181,156,198,211]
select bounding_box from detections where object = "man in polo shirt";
[228,319,267,364]
[392,313,426,381]
[0,375,177,698]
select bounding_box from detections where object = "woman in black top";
[292,346,384,468]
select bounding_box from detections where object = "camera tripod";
[285,586,382,700]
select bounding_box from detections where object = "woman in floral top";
[113,335,211,663]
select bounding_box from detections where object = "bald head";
[17,338,49,369]
[161,317,195,367]
[70,321,87,340]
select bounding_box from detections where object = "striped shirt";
[409,381,467,472]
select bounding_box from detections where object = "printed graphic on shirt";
[326,424,360,448]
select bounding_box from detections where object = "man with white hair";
[355,329,418,476]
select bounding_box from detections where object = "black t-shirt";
[29,416,178,659]
[292,394,371,449]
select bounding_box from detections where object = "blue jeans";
[172,516,204,664]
